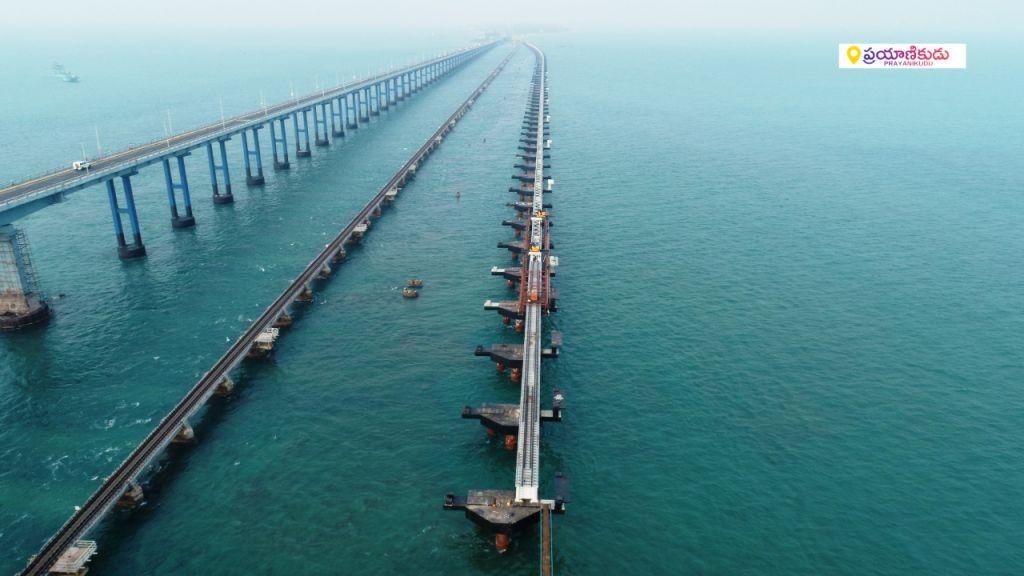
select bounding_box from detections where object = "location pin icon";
[846,45,862,64]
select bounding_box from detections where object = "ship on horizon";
[52,62,79,83]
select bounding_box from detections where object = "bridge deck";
[513,43,548,504]
[21,48,515,576]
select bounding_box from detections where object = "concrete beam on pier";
[462,390,563,435]
[443,490,565,551]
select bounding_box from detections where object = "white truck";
[72,160,92,171]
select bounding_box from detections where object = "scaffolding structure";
[0,226,43,313]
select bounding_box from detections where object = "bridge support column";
[273,311,293,329]
[359,88,370,122]
[293,110,312,157]
[106,174,146,259]
[117,481,144,510]
[214,376,235,397]
[206,139,234,204]
[162,154,195,229]
[331,97,345,137]
[370,83,380,116]
[314,102,330,147]
[172,419,195,444]
[389,77,398,106]
[270,117,291,170]
[241,127,266,186]
[0,225,50,331]
[346,92,358,130]
[378,81,388,113]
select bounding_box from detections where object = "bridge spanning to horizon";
[0,41,497,331]
[445,43,565,568]
[19,46,519,576]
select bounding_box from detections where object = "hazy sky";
[4,0,1021,34]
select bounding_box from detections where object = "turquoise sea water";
[2,31,1023,575]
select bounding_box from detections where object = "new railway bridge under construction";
[16,41,566,576]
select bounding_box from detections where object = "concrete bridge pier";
[105,174,146,259]
[359,88,370,123]
[376,82,387,114]
[346,92,358,130]
[369,84,380,117]
[389,77,398,106]
[241,127,266,186]
[269,117,291,171]
[314,103,330,147]
[368,85,378,116]
[293,110,312,157]
[331,97,346,138]
[206,139,234,205]
[214,376,235,397]
[273,311,293,329]
[0,225,50,331]
[295,285,314,303]
[172,419,195,444]
[116,481,144,510]
[162,154,195,229]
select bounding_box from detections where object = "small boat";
[402,287,419,299]
[407,278,424,288]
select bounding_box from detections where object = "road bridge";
[0,41,498,330]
